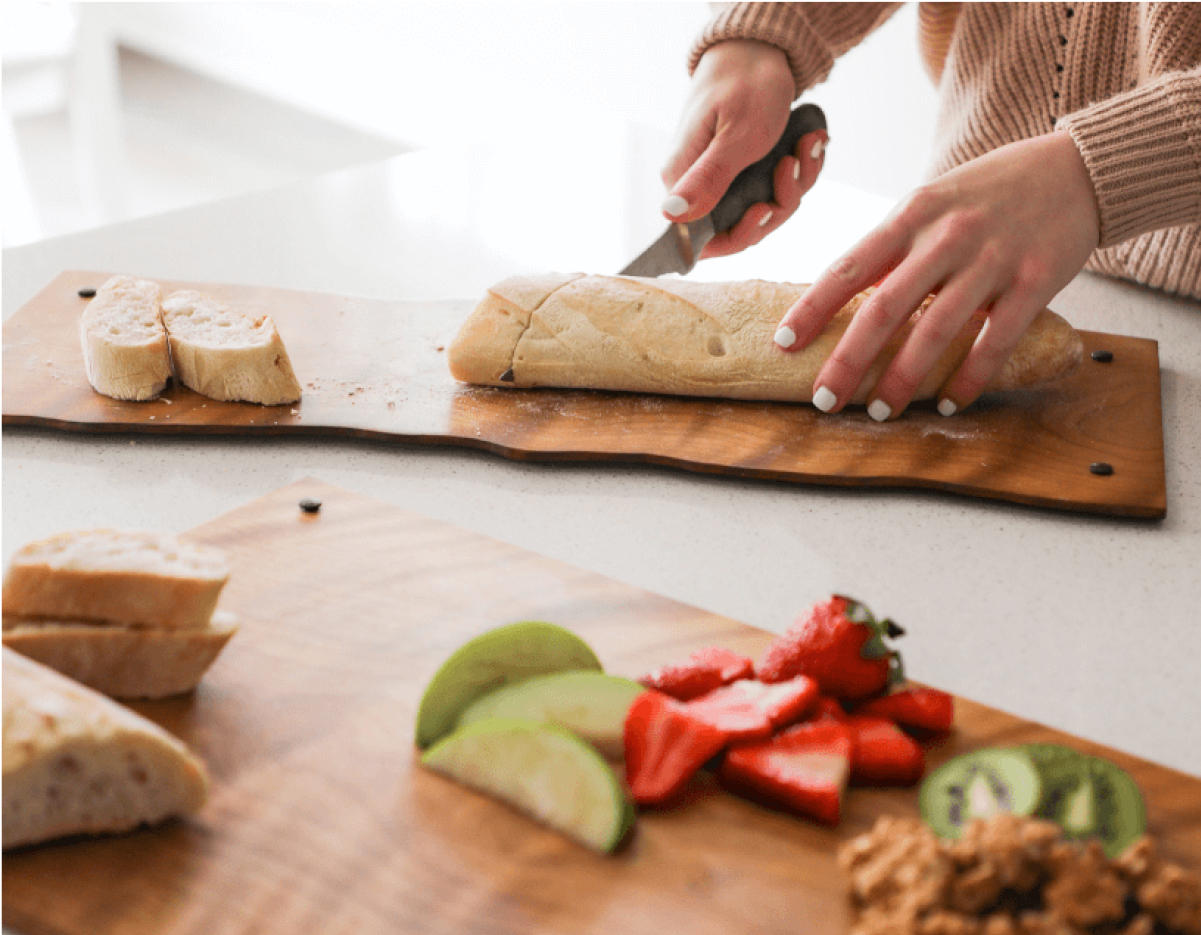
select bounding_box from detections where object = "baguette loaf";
[2,529,229,630]
[3,611,238,699]
[3,647,209,849]
[448,274,1084,404]
[162,290,302,405]
[78,275,173,401]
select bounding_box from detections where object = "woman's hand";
[661,39,828,259]
[773,131,1101,419]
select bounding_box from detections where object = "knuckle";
[895,184,942,229]
[692,155,741,198]
[823,349,860,385]
[1014,255,1055,293]
[858,293,906,331]
[829,252,862,283]
[916,315,958,349]
[972,240,1009,275]
[943,206,989,242]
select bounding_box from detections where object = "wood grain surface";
[2,271,1166,517]
[3,479,1197,935]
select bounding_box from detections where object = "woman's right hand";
[661,39,827,259]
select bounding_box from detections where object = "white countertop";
[4,121,1201,778]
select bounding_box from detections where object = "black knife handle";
[708,103,828,235]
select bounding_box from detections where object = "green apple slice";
[456,671,644,759]
[414,621,602,749]
[421,717,634,852]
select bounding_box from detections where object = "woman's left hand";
[773,131,1101,419]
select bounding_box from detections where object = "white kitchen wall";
[102,1,939,196]
[4,2,940,243]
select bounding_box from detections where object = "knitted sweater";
[690,2,1201,300]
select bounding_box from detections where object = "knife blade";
[620,103,827,278]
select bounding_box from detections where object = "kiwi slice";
[1023,743,1146,858]
[920,747,1043,839]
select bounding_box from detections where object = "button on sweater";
[689,2,1201,299]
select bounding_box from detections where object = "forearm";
[689,2,903,98]
[1059,68,1201,248]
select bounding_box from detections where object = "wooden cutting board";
[3,479,1197,935]
[3,271,1166,517]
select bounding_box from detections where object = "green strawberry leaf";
[841,600,906,681]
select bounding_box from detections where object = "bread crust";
[162,290,302,405]
[3,612,238,699]
[448,275,1084,404]
[2,648,209,849]
[78,276,172,401]
[2,529,230,630]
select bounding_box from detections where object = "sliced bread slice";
[2,647,209,850]
[2,529,230,630]
[78,275,173,401]
[162,290,301,405]
[3,610,239,699]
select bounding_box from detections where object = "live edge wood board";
[2,271,1166,517]
[3,480,1198,935]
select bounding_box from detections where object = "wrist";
[696,38,793,95]
[1047,130,1101,250]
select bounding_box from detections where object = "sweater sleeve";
[1059,68,1201,248]
[688,2,904,98]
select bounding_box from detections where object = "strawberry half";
[683,675,819,742]
[624,690,728,805]
[756,595,904,702]
[843,714,926,786]
[853,686,954,734]
[638,646,755,701]
[809,696,849,723]
[718,720,852,826]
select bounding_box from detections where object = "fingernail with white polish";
[793,159,801,180]
[811,139,825,160]
[868,399,892,422]
[938,398,958,417]
[661,194,689,218]
[813,385,837,412]
[774,325,797,349]
[759,210,773,227]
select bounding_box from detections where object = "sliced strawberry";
[843,714,926,786]
[809,695,849,723]
[853,686,954,734]
[683,676,819,742]
[718,720,852,826]
[638,646,756,701]
[623,690,729,805]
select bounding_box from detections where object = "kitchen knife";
[620,103,828,278]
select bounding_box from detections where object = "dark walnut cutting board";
[3,480,1198,935]
[2,271,1166,517]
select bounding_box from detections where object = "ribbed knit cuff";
[688,3,833,97]
[1060,72,1201,249]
